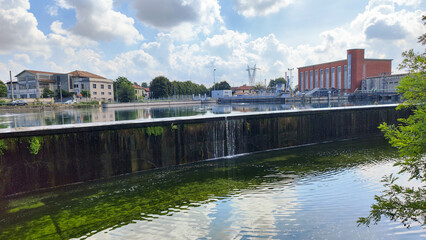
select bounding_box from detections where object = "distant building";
[7,70,114,102]
[298,49,392,94]
[233,85,253,95]
[133,84,145,100]
[212,90,232,99]
[362,73,408,93]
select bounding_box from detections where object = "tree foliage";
[0,80,7,97]
[81,90,90,98]
[114,76,135,102]
[358,19,426,228]
[268,77,287,88]
[55,89,72,99]
[42,88,54,98]
[209,81,231,91]
[150,76,171,98]
[150,76,208,98]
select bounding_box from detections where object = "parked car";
[64,100,76,104]
[7,100,28,106]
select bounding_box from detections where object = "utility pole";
[213,68,216,91]
[288,68,294,92]
[9,71,14,101]
[59,80,63,103]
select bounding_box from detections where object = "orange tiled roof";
[133,84,144,89]
[236,85,252,90]
[69,70,106,79]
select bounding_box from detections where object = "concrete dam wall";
[0,105,407,196]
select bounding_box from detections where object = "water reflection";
[0,100,398,129]
[0,138,423,239]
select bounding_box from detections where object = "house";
[233,85,253,95]
[7,70,114,102]
[133,84,145,100]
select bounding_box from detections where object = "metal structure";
[246,64,260,86]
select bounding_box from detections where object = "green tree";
[141,82,148,88]
[81,90,90,98]
[358,19,426,228]
[210,81,231,91]
[252,83,266,92]
[55,89,72,99]
[114,77,135,102]
[150,76,171,98]
[0,80,7,97]
[42,88,54,98]
[268,77,287,88]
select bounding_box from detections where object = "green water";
[0,138,423,239]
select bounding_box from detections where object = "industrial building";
[298,49,392,94]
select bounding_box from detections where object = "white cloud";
[58,0,143,45]
[14,54,32,64]
[0,0,49,56]
[234,0,294,17]
[129,0,223,41]
[48,21,98,49]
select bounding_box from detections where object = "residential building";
[7,70,114,102]
[298,49,392,94]
[133,84,145,100]
[233,85,253,95]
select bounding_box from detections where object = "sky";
[0,0,424,88]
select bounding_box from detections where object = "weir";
[0,104,407,197]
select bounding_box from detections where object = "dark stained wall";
[0,105,407,196]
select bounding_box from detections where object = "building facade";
[298,49,392,94]
[362,73,408,93]
[7,70,114,102]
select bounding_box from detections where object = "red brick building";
[298,49,392,94]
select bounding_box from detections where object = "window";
[315,70,318,88]
[101,84,104,89]
[300,72,304,91]
[81,84,84,89]
[19,84,26,90]
[347,54,352,89]
[20,94,26,98]
[305,71,308,91]
[93,84,97,89]
[108,92,112,95]
[344,65,348,89]
[320,69,324,88]
[101,92,105,95]
[331,67,335,88]
[74,84,78,88]
[30,94,36,98]
[93,92,97,95]
[108,85,111,89]
[325,68,329,89]
[309,70,313,90]
[337,66,342,90]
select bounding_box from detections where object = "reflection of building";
[7,70,114,102]
[362,73,408,93]
[298,49,392,94]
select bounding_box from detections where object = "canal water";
[0,101,397,129]
[0,137,423,239]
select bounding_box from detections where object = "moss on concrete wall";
[0,106,408,196]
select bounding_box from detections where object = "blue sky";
[0,0,424,88]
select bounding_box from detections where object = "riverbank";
[102,99,216,108]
